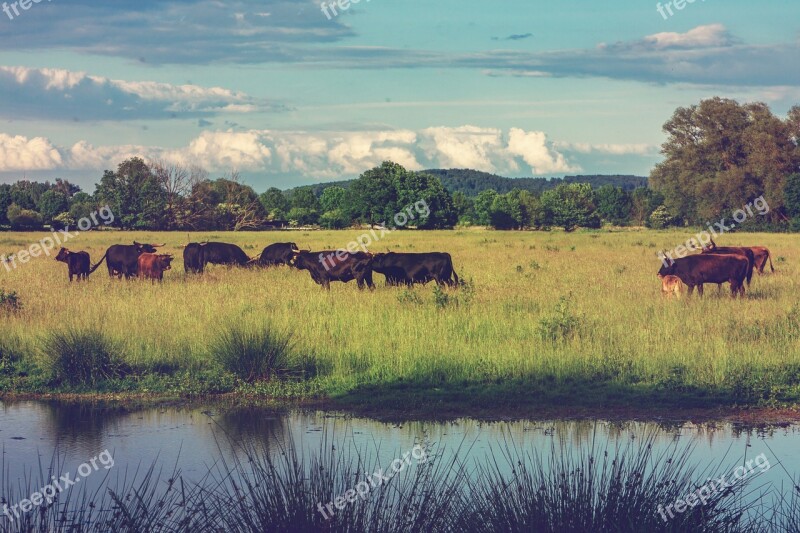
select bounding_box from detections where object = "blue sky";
[0,0,797,190]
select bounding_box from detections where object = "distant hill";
[285,169,648,197]
[423,169,648,196]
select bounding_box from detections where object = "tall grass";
[0,228,798,405]
[41,327,126,386]
[210,322,294,382]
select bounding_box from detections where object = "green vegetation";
[0,228,799,415]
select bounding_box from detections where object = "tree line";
[1,97,798,232]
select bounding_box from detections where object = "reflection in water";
[1,400,800,498]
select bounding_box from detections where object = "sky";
[0,0,797,191]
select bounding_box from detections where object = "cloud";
[0,126,581,177]
[0,66,282,121]
[492,33,533,41]
[1,0,353,65]
[554,142,657,156]
[0,134,62,171]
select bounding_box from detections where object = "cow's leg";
[69,271,74,282]
[697,284,704,297]
[687,285,694,297]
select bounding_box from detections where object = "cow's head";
[133,241,160,254]
[291,251,314,270]
[657,261,675,277]
[55,248,70,262]
[289,242,299,251]
[157,254,174,270]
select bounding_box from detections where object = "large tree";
[95,157,167,229]
[650,98,799,224]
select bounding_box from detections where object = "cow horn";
[153,243,166,247]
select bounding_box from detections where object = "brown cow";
[292,250,374,290]
[137,253,174,281]
[55,248,91,282]
[658,254,748,298]
[658,274,683,299]
[749,246,774,274]
[694,239,755,286]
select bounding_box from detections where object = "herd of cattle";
[51,236,775,296]
[658,239,775,298]
[53,241,460,289]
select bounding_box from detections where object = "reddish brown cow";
[55,248,91,282]
[748,246,774,274]
[137,253,174,281]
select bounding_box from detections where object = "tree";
[319,209,350,229]
[474,189,498,226]
[7,203,43,230]
[540,183,600,231]
[320,186,348,213]
[648,205,673,229]
[94,157,167,229]
[489,195,517,230]
[0,184,11,225]
[452,191,474,225]
[214,171,266,231]
[595,185,632,226]
[395,171,457,229]
[349,161,403,226]
[630,187,663,226]
[150,160,200,230]
[259,187,290,220]
[783,174,800,219]
[650,98,799,224]
[37,190,69,224]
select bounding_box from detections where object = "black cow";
[255,242,299,267]
[183,242,252,273]
[55,248,91,282]
[658,254,748,297]
[183,243,204,274]
[90,241,163,279]
[292,250,374,290]
[696,243,755,286]
[370,252,459,287]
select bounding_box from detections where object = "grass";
[0,428,794,532]
[0,227,799,413]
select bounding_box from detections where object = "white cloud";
[0,134,62,171]
[0,126,587,178]
[641,24,733,50]
[0,66,282,121]
[555,142,657,156]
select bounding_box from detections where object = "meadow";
[0,227,798,414]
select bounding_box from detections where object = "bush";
[0,289,21,313]
[42,327,125,385]
[538,295,581,342]
[211,324,293,382]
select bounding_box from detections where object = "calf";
[138,253,174,281]
[659,274,683,299]
[55,248,91,282]
[292,250,374,290]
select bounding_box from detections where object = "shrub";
[538,295,581,342]
[42,327,125,385]
[211,323,293,382]
[0,289,21,313]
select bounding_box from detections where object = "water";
[2,401,800,512]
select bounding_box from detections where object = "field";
[1,228,799,414]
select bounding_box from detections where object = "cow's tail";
[89,251,108,274]
[452,268,460,286]
[768,251,775,273]
[746,261,753,286]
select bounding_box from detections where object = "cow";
[254,242,299,267]
[55,248,91,282]
[183,242,252,273]
[183,242,204,274]
[370,252,460,287]
[292,250,374,290]
[658,274,683,299]
[705,239,774,275]
[657,254,748,298]
[138,253,174,281]
[90,242,164,279]
[695,240,755,286]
